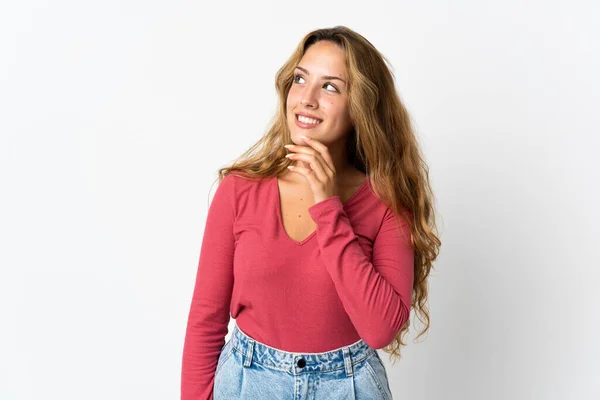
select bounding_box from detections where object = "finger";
[287,165,320,188]
[286,152,328,182]
[285,143,334,180]
[298,137,336,173]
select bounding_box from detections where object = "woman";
[181,26,441,400]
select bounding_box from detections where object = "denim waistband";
[230,323,376,375]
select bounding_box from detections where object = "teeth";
[297,114,321,125]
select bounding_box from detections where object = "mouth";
[295,113,323,125]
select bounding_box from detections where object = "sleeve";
[181,174,236,400]
[307,196,414,350]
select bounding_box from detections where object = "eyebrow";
[295,66,346,84]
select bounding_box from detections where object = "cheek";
[286,93,299,111]
[327,106,352,128]
[325,104,344,120]
[287,88,301,101]
[285,99,294,116]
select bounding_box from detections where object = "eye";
[324,82,338,92]
[293,73,305,84]
[293,74,339,93]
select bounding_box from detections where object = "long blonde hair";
[214,26,441,365]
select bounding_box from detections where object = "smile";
[295,114,322,125]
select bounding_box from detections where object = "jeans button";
[297,358,306,368]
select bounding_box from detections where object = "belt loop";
[342,347,353,377]
[243,338,255,368]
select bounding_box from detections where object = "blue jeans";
[214,323,393,399]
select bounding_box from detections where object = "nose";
[300,86,318,108]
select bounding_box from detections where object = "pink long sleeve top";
[181,173,414,400]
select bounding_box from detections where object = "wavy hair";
[214,26,441,365]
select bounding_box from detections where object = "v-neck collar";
[273,175,369,246]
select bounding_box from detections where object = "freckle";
[298,214,301,218]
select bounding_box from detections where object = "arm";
[181,175,236,400]
[308,196,414,349]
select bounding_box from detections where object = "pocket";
[215,340,234,375]
[363,352,393,400]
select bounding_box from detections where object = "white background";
[1,1,599,399]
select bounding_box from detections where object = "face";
[286,40,353,146]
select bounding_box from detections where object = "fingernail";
[284,144,293,148]
[301,136,310,140]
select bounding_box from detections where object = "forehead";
[299,41,347,78]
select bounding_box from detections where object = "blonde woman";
[181,26,441,400]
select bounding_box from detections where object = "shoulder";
[220,172,266,188]
[218,171,254,187]
[217,172,272,201]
